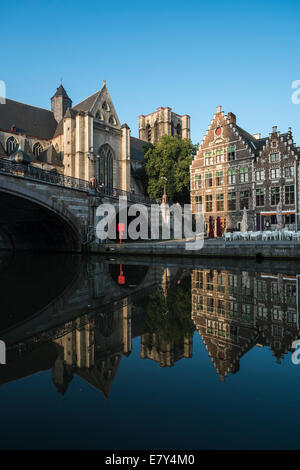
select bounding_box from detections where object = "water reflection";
[192,268,299,380]
[0,254,299,397]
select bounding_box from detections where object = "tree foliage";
[139,135,198,203]
[144,275,195,343]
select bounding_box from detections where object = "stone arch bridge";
[0,158,154,252]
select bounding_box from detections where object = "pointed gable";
[73,82,120,128]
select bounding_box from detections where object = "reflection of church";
[140,334,192,368]
[0,263,192,395]
[191,268,300,380]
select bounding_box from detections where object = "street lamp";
[161,176,167,204]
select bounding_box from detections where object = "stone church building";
[0,82,190,197]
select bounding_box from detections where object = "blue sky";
[1,0,300,143]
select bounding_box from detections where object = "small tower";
[139,107,190,143]
[51,84,72,122]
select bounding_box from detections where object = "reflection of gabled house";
[255,273,300,364]
[191,268,300,380]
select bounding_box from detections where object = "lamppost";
[87,146,100,190]
[161,176,167,204]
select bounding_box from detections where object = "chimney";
[227,112,236,124]
[253,133,261,139]
[216,105,222,114]
[272,126,278,133]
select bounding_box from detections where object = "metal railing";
[0,157,158,204]
[95,183,158,205]
[0,157,90,192]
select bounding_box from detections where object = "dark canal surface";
[0,252,300,450]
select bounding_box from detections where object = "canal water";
[0,252,300,450]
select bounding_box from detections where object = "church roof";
[0,98,58,139]
[52,84,70,99]
[73,84,105,113]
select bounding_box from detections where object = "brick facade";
[190,106,300,235]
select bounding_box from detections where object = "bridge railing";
[95,184,158,205]
[0,157,90,192]
[0,157,159,204]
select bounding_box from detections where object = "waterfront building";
[190,106,300,234]
[0,83,189,197]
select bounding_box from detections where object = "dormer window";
[109,115,115,125]
[95,111,103,120]
[6,136,18,155]
[33,142,43,159]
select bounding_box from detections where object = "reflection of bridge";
[0,255,186,397]
[0,158,154,252]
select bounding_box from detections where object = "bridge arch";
[0,174,83,252]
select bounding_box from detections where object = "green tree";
[145,276,195,343]
[141,135,198,203]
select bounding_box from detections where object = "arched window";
[102,101,110,111]
[6,136,18,155]
[176,123,182,138]
[97,144,113,192]
[33,142,43,159]
[146,124,151,142]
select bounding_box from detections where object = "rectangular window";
[195,174,202,189]
[257,305,267,318]
[271,187,280,205]
[286,284,296,305]
[285,185,295,204]
[216,171,223,186]
[194,271,203,289]
[216,193,224,211]
[227,146,236,161]
[205,152,213,165]
[256,170,264,181]
[216,149,224,163]
[205,194,213,212]
[229,275,238,294]
[273,307,283,321]
[270,153,280,162]
[287,310,297,324]
[207,297,214,313]
[284,166,294,178]
[240,190,250,210]
[228,192,236,210]
[217,274,225,293]
[240,167,249,183]
[256,188,264,206]
[217,299,225,315]
[205,173,213,188]
[206,272,214,291]
[270,168,280,179]
[228,169,236,184]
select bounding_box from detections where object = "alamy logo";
[95,197,205,251]
[0,340,6,365]
[291,80,300,104]
[0,80,6,104]
[291,340,300,365]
